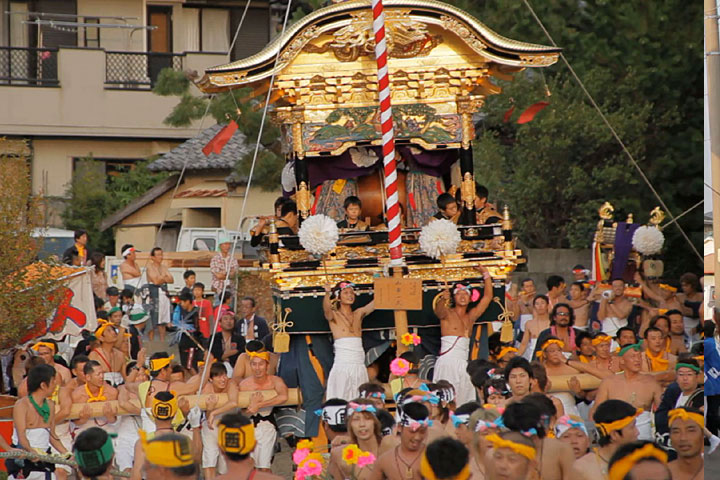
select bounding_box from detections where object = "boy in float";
[323,281,376,400]
[337,196,369,231]
[431,192,459,223]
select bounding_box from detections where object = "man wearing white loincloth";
[238,349,289,471]
[201,362,240,479]
[10,364,68,480]
[323,281,376,401]
[147,247,174,342]
[590,343,662,440]
[598,279,634,338]
[432,265,493,406]
[88,320,127,387]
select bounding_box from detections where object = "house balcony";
[0,46,226,139]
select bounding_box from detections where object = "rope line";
[521,0,702,263]
[197,0,295,395]
[228,0,253,60]
[0,450,131,478]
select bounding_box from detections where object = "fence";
[105,51,183,90]
[0,47,59,86]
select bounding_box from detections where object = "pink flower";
[302,458,323,476]
[390,358,410,377]
[294,466,308,480]
[412,334,421,346]
[357,451,376,468]
[293,447,310,465]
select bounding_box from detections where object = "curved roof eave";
[198,0,560,92]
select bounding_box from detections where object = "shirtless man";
[88,320,129,386]
[484,430,538,480]
[238,349,289,471]
[147,247,174,342]
[232,340,278,381]
[119,244,141,288]
[518,295,550,361]
[11,365,68,480]
[128,351,211,433]
[546,275,567,308]
[642,326,677,384]
[54,355,90,480]
[598,279,634,338]
[568,282,590,330]
[513,278,537,333]
[329,399,381,480]
[369,402,431,480]
[432,265,493,405]
[30,340,71,385]
[667,309,691,355]
[536,338,585,417]
[571,399,641,480]
[215,413,282,480]
[501,400,574,480]
[71,361,119,436]
[667,407,705,480]
[201,363,239,479]
[323,281,376,401]
[590,343,663,440]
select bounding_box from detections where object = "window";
[72,158,142,185]
[84,17,100,48]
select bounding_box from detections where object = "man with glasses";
[532,303,582,358]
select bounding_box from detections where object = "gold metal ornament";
[460,172,475,208]
[272,307,294,353]
[493,296,515,344]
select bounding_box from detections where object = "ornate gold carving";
[296,181,311,218]
[303,10,443,62]
[439,16,487,55]
[518,54,559,66]
[461,172,475,208]
[279,25,321,64]
[598,202,614,220]
[292,122,304,157]
[648,207,665,227]
[460,112,473,148]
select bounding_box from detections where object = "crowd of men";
[3,220,715,479]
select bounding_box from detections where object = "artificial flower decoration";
[297,439,314,450]
[342,444,362,465]
[419,218,461,260]
[390,357,411,377]
[400,333,422,346]
[632,225,664,255]
[298,214,339,255]
[357,451,376,468]
[293,446,310,465]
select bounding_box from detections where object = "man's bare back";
[571,450,606,480]
[538,437,575,480]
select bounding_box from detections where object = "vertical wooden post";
[706,0,720,290]
[392,266,409,355]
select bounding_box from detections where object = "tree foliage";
[153,69,284,191]
[444,0,702,276]
[0,154,64,349]
[61,158,169,254]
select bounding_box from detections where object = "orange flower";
[342,444,362,465]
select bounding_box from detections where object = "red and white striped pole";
[371,0,403,265]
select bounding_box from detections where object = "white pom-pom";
[632,226,664,255]
[419,219,461,260]
[298,214,339,255]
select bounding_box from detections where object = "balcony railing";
[0,47,59,86]
[105,51,184,90]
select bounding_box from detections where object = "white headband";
[315,404,347,426]
[122,247,135,258]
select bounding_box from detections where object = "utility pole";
[706,0,720,292]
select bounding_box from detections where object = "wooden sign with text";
[373,277,423,310]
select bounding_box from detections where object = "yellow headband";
[497,346,519,360]
[152,392,178,420]
[658,284,677,293]
[536,339,564,358]
[95,320,115,338]
[668,409,704,428]
[247,351,270,363]
[485,434,536,461]
[596,409,643,437]
[149,355,174,372]
[139,430,194,468]
[419,452,471,480]
[31,341,56,353]
[218,423,256,455]
[592,335,611,346]
[607,443,667,480]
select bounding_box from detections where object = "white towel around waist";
[438,336,469,360]
[333,336,365,365]
[12,428,50,450]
